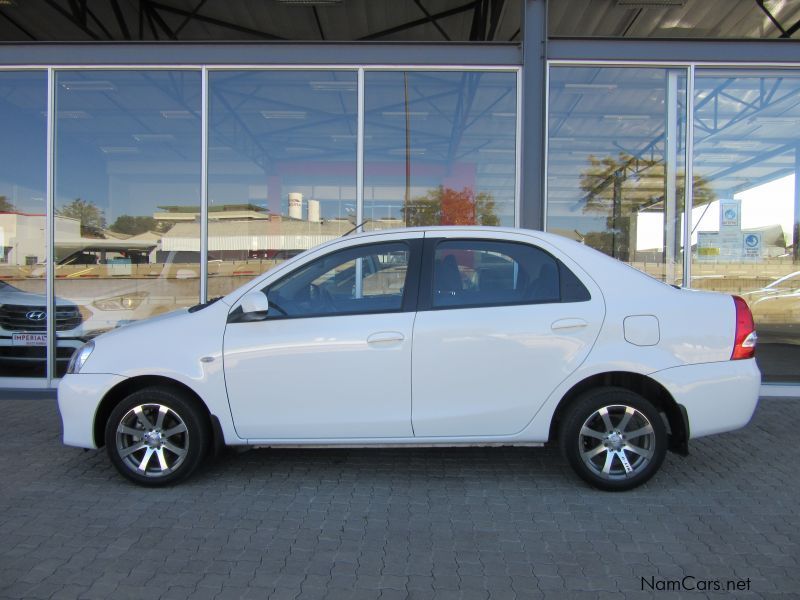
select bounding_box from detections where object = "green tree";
[0,196,17,212]
[109,215,158,236]
[56,198,106,236]
[475,191,500,226]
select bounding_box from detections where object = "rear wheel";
[105,386,209,486]
[559,388,667,491]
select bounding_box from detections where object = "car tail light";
[731,295,757,360]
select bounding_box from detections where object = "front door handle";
[367,331,405,344]
[551,318,588,331]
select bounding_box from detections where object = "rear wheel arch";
[93,375,223,454]
[548,371,688,455]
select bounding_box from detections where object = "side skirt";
[248,442,545,449]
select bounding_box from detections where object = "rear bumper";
[650,359,761,439]
[58,373,127,448]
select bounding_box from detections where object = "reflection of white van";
[51,247,200,337]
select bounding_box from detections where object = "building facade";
[0,0,797,391]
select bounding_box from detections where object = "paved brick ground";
[0,397,797,599]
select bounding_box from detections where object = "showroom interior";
[0,0,797,391]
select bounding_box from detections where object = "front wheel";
[105,386,209,486]
[559,388,667,491]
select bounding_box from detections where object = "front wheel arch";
[548,371,688,455]
[93,375,222,453]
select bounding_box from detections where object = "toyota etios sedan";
[58,227,761,491]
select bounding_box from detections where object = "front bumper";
[58,373,127,448]
[650,359,761,439]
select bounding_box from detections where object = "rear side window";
[431,240,589,309]
[560,261,591,302]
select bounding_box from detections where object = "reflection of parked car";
[743,271,800,303]
[0,281,89,375]
[742,271,800,336]
[59,228,761,491]
[24,247,200,374]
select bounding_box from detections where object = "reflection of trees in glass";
[0,196,17,212]
[403,186,499,227]
[109,215,159,235]
[57,198,106,237]
[579,153,714,260]
[109,216,174,235]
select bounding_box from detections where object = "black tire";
[105,386,210,486]
[559,387,667,491]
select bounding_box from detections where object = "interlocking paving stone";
[0,397,798,599]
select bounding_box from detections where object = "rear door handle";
[551,318,588,331]
[367,331,405,344]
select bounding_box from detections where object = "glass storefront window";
[691,70,800,382]
[364,71,517,229]
[0,66,517,384]
[546,66,688,285]
[0,71,47,378]
[207,70,358,298]
[53,70,201,377]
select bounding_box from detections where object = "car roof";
[343,225,564,243]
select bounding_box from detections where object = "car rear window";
[432,240,590,309]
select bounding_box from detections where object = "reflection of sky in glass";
[208,70,357,220]
[547,67,685,228]
[548,67,800,251]
[692,73,800,248]
[0,71,47,215]
[364,71,517,226]
[54,70,201,221]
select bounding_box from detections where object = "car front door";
[223,235,422,439]
[411,234,604,438]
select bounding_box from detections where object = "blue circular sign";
[745,234,759,248]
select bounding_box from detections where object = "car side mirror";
[240,291,270,315]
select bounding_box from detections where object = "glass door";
[546,66,689,285]
[691,69,800,383]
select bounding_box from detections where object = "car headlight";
[92,292,147,311]
[66,341,94,374]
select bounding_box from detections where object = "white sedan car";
[58,227,761,491]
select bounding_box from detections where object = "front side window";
[265,242,410,318]
[432,240,589,309]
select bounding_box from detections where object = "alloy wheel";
[578,404,656,480]
[115,403,189,478]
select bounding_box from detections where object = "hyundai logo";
[25,310,46,321]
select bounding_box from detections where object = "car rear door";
[411,232,604,438]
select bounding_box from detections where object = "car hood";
[79,299,229,378]
[94,307,190,342]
